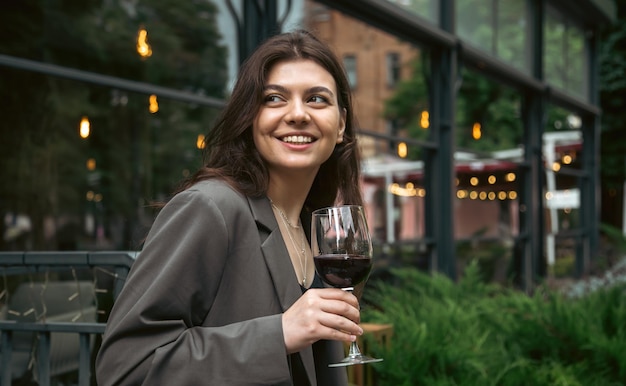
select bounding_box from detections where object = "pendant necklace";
[270,200,308,286]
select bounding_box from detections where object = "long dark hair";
[177,29,363,210]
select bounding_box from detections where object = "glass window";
[386,52,401,88]
[454,68,523,281]
[545,6,588,101]
[344,55,358,89]
[0,1,229,251]
[456,0,529,74]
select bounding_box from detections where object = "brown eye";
[264,94,283,103]
[309,95,328,104]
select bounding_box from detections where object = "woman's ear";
[336,108,346,144]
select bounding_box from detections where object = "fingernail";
[358,327,364,335]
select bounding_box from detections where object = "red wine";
[313,254,372,288]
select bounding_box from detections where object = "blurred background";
[0,0,623,289]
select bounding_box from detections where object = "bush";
[362,262,626,385]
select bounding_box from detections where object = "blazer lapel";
[248,195,317,386]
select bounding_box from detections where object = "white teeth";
[282,135,312,144]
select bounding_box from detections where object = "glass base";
[328,354,383,368]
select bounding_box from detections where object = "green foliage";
[363,262,626,385]
[601,223,626,255]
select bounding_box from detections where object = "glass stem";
[348,341,362,358]
[343,286,363,358]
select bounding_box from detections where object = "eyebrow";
[263,84,336,98]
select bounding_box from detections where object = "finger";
[316,320,362,342]
[316,288,360,308]
[318,300,359,323]
[317,308,363,335]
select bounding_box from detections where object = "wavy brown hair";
[176,29,363,210]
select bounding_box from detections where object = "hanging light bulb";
[137,26,153,58]
[420,110,429,129]
[397,142,407,158]
[472,122,482,140]
[149,94,159,113]
[79,116,90,139]
[197,134,206,149]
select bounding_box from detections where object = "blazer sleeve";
[95,186,292,386]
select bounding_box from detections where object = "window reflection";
[457,0,529,74]
[545,6,587,100]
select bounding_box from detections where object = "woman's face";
[253,59,346,178]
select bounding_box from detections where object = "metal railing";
[0,322,104,386]
[0,251,136,386]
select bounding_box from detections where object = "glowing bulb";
[79,116,90,138]
[397,142,407,158]
[420,110,429,129]
[149,94,159,113]
[197,134,205,149]
[472,122,482,140]
[137,27,153,58]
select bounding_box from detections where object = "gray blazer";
[95,180,348,385]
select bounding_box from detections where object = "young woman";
[96,29,365,386]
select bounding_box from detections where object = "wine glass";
[311,205,383,367]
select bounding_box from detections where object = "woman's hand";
[282,288,363,354]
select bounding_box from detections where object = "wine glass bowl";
[311,205,383,367]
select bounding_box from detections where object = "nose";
[285,100,310,125]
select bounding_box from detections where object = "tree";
[599,0,626,191]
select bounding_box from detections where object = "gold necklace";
[271,201,300,229]
[270,200,308,286]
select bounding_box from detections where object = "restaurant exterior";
[0,0,616,292]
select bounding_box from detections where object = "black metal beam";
[228,0,282,65]
[313,0,456,48]
[0,54,226,109]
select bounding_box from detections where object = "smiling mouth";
[280,135,314,144]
